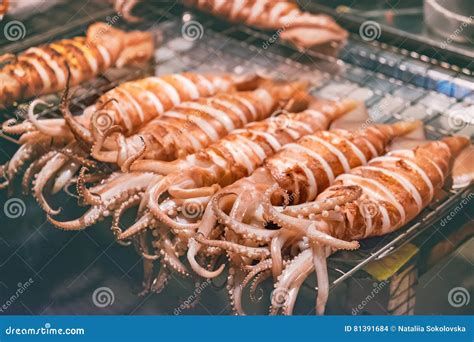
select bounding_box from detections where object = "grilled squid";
[263,136,470,315]
[124,97,358,236]
[0,22,153,109]
[0,22,153,193]
[112,0,347,53]
[187,0,348,53]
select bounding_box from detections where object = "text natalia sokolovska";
[344,324,467,333]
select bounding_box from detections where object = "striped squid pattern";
[0,22,153,108]
[186,0,348,52]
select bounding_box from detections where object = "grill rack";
[1,1,473,310]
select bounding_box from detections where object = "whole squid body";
[1,71,251,211]
[0,21,162,192]
[261,136,471,315]
[186,0,348,54]
[47,79,312,227]
[113,0,348,54]
[0,22,153,109]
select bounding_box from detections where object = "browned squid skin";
[265,136,470,315]
[0,0,8,18]
[0,22,154,191]
[0,22,153,109]
[113,0,347,53]
[68,72,244,146]
[188,121,420,279]
[187,0,348,54]
[98,79,309,168]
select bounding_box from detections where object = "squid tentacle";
[213,191,278,243]
[280,185,362,217]
[227,264,246,315]
[21,150,57,195]
[241,258,273,290]
[152,228,190,277]
[111,192,144,244]
[60,67,93,147]
[77,167,102,206]
[117,212,154,241]
[262,184,360,250]
[148,176,201,231]
[91,125,122,162]
[27,99,63,136]
[194,233,270,260]
[151,266,170,294]
[249,270,271,302]
[312,242,329,315]
[121,136,146,172]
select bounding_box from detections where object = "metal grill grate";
[1,1,473,311]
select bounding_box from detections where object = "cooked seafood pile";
[1,5,472,316]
